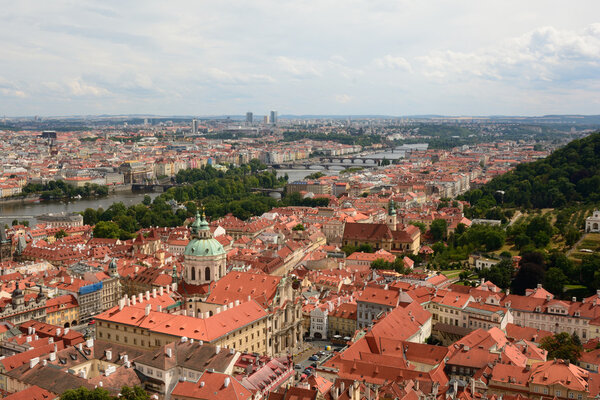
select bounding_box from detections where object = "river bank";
[0,191,160,226]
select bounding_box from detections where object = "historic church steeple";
[387,199,397,231]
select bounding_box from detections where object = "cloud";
[335,94,353,104]
[374,55,412,72]
[67,79,110,97]
[418,24,600,84]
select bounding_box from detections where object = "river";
[0,191,160,226]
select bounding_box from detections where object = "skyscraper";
[269,110,277,125]
[191,118,198,134]
[246,112,253,124]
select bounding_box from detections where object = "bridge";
[0,215,35,220]
[250,187,285,198]
[270,147,405,169]
[131,183,179,192]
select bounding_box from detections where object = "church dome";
[185,210,225,257]
[184,237,225,257]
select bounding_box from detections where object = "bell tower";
[387,199,397,231]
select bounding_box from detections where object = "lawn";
[442,269,464,279]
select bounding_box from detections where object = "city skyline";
[1,1,600,117]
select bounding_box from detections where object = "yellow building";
[95,299,269,355]
[327,303,357,338]
[45,294,79,327]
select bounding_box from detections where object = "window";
[556,390,561,397]
[569,393,574,399]
[544,388,549,395]
[205,267,211,281]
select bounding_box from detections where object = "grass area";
[565,284,587,290]
[441,269,464,279]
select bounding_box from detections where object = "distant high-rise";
[246,112,253,124]
[192,118,198,134]
[269,110,278,125]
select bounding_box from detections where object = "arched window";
[191,267,196,281]
[205,267,211,281]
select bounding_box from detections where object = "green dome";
[184,237,226,257]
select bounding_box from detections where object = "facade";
[45,294,79,328]
[36,212,83,228]
[586,211,600,233]
[95,299,269,355]
[0,228,11,262]
[328,302,357,338]
[0,290,47,325]
[356,286,400,329]
[310,304,329,339]
[118,161,153,184]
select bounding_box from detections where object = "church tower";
[387,199,397,231]
[183,211,227,286]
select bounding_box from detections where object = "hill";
[462,131,600,211]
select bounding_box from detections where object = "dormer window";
[535,306,541,312]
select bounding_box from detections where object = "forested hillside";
[463,132,600,211]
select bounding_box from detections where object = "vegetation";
[540,332,582,362]
[462,131,600,212]
[22,180,108,200]
[305,171,325,180]
[61,385,150,400]
[87,161,330,239]
[283,130,384,147]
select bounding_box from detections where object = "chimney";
[181,336,188,343]
[132,296,137,306]
[224,377,230,388]
[166,348,173,358]
[79,370,86,378]
[145,304,151,316]
[157,305,162,312]
[49,352,56,361]
[42,359,47,366]
[64,328,70,335]
[234,300,240,306]
[216,345,221,354]
[86,339,94,348]
[56,328,61,336]
[199,340,203,346]
[119,299,125,310]
[106,350,112,361]
[145,290,150,300]
[138,293,143,303]
[216,307,221,314]
[28,327,33,334]
[48,337,53,344]
[29,357,39,369]
[152,288,157,298]
[159,286,164,295]
[98,381,103,387]
[123,354,128,363]
[573,297,577,302]
[537,283,542,289]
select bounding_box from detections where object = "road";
[291,339,343,381]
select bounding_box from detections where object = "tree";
[292,224,305,231]
[544,267,568,296]
[93,221,122,239]
[55,230,67,239]
[540,332,582,362]
[511,252,546,295]
[82,208,98,225]
[480,259,514,289]
[61,386,150,400]
[142,195,152,206]
[410,222,427,234]
[430,219,447,241]
[61,387,111,400]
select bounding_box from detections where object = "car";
[311,362,317,368]
[294,364,302,370]
[308,355,319,361]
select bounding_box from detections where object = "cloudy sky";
[1,1,600,116]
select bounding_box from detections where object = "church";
[342,200,421,254]
[178,211,227,314]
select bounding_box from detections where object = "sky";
[1,1,600,117]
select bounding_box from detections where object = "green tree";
[93,221,122,239]
[480,259,514,289]
[82,208,98,225]
[540,332,582,362]
[292,224,305,231]
[142,195,152,206]
[430,219,447,241]
[61,387,111,400]
[410,222,427,234]
[544,267,568,296]
[55,230,67,239]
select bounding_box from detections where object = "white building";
[586,211,600,233]
[310,304,330,340]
